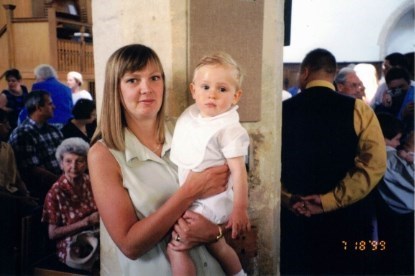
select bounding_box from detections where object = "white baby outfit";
[170,104,250,224]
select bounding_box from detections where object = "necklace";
[151,143,162,153]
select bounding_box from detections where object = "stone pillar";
[92,1,283,274]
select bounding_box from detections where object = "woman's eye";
[151,75,161,81]
[126,78,137,84]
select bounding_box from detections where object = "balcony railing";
[57,39,94,74]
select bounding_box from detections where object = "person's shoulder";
[11,120,34,135]
[88,141,121,172]
[89,141,111,160]
[354,98,374,115]
[45,123,64,134]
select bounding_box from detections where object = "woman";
[42,137,99,270]
[67,71,93,105]
[88,44,229,275]
[61,99,97,143]
[0,69,29,130]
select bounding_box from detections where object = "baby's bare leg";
[166,246,196,276]
[207,238,243,275]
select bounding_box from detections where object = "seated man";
[8,90,64,201]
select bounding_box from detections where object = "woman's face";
[6,77,21,92]
[87,109,97,124]
[385,133,402,149]
[119,62,164,123]
[60,152,87,183]
[67,76,79,90]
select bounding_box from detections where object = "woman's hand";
[183,164,230,199]
[87,211,100,226]
[168,211,219,251]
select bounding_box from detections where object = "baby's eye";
[202,85,210,90]
[219,87,227,92]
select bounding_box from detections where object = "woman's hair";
[25,90,50,115]
[193,52,243,89]
[2,68,22,80]
[92,44,166,151]
[72,99,96,120]
[56,137,90,162]
[68,71,83,86]
[385,67,411,86]
[34,64,58,80]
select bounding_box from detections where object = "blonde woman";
[88,44,229,275]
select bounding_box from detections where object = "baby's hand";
[398,149,414,163]
[226,208,251,239]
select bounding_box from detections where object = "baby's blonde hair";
[193,52,243,89]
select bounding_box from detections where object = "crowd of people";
[281,49,414,275]
[0,66,98,272]
[0,45,413,275]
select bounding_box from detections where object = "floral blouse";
[42,174,97,263]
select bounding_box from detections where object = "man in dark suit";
[280,48,386,275]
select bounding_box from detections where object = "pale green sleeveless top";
[100,122,225,276]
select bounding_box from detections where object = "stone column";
[92,1,283,274]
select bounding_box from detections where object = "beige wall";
[92,1,283,274]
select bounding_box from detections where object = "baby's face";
[190,65,241,117]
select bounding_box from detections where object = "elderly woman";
[42,137,99,270]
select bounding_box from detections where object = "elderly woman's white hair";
[34,64,58,81]
[56,137,90,162]
[67,71,83,85]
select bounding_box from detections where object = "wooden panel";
[0,34,9,74]
[13,22,51,73]
[0,0,33,18]
[189,0,264,122]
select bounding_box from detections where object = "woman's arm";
[48,211,99,240]
[0,93,8,110]
[88,142,229,260]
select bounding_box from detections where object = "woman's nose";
[140,80,151,94]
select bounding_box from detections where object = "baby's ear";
[189,82,196,99]
[233,89,242,104]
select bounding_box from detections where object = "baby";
[169,52,250,276]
